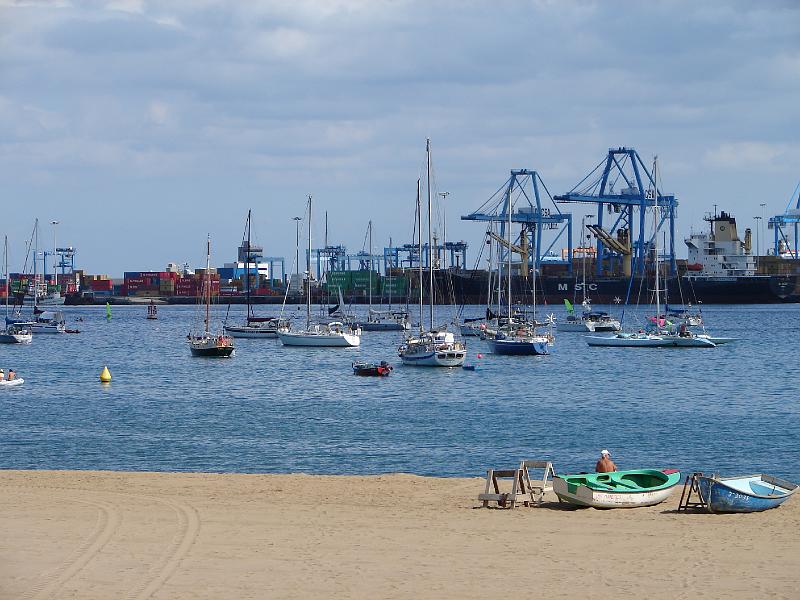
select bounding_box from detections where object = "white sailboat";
[277,196,361,348]
[398,140,466,367]
[224,210,289,338]
[358,222,410,332]
[587,157,715,348]
[0,236,32,344]
[558,217,621,333]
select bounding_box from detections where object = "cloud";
[0,0,799,272]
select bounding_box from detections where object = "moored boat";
[553,469,681,508]
[695,474,797,513]
[189,236,235,358]
[352,360,393,376]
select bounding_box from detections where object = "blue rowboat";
[696,474,797,513]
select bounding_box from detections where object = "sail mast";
[307,195,313,330]
[246,210,252,320]
[653,157,660,323]
[416,179,423,335]
[368,220,373,314]
[581,215,587,304]
[33,218,38,312]
[507,188,512,325]
[4,236,8,318]
[426,138,434,330]
[205,235,211,335]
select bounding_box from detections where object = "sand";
[1,470,798,599]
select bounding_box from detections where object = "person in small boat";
[0,369,4,381]
[7,369,15,381]
[596,449,617,473]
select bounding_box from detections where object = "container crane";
[768,180,800,258]
[554,147,678,278]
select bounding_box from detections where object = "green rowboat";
[553,469,681,508]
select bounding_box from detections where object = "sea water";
[1,303,798,481]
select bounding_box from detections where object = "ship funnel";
[744,228,752,254]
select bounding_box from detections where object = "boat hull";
[359,322,408,332]
[277,331,360,347]
[490,338,550,355]
[554,470,681,508]
[0,378,24,387]
[399,349,466,367]
[587,334,716,347]
[557,322,594,332]
[190,346,235,357]
[696,474,797,513]
[0,332,32,344]
[224,325,279,338]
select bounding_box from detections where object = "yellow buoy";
[100,366,112,383]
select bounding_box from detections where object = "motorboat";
[0,378,24,387]
[553,469,681,508]
[0,323,32,344]
[352,360,393,376]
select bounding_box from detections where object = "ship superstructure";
[685,211,756,279]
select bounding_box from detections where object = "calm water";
[1,303,798,481]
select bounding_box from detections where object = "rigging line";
[570,157,607,195]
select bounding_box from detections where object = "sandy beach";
[1,470,797,599]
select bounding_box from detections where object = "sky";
[1,0,798,275]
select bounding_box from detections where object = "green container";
[381,276,407,294]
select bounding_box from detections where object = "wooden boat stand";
[677,472,709,512]
[478,461,556,508]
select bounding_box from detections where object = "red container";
[90,279,114,291]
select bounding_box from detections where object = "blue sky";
[1,0,798,274]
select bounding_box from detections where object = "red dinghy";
[352,361,393,376]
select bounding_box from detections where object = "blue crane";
[554,147,678,278]
[461,169,573,275]
[768,180,800,258]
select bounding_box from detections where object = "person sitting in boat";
[596,449,617,473]
[678,323,690,337]
[7,369,15,381]
[0,369,4,381]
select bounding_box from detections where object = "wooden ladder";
[677,472,709,512]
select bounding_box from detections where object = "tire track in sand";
[124,493,200,600]
[17,492,122,600]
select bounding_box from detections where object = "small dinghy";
[352,360,393,376]
[553,468,681,508]
[0,378,24,387]
[695,474,797,513]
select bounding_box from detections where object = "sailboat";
[224,210,289,338]
[0,236,32,344]
[276,196,361,347]
[558,217,621,333]
[398,140,466,367]
[146,300,158,320]
[188,236,235,357]
[487,184,553,356]
[6,220,65,334]
[358,222,410,332]
[587,158,715,348]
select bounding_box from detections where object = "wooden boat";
[553,469,681,508]
[352,360,393,376]
[695,474,797,513]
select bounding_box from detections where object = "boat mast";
[33,218,38,312]
[246,209,252,320]
[416,179,423,335]
[388,236,393,311]
[368,220,373,315]
[486,224,494,313]
[653,157,660,324]
[507,187,512,326]
[581,215,587,304]
[307,195,313,330]
[426,138,434,330]
[4,236,8,319]
[204,235,211,335]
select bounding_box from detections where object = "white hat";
[600,449,610,456]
